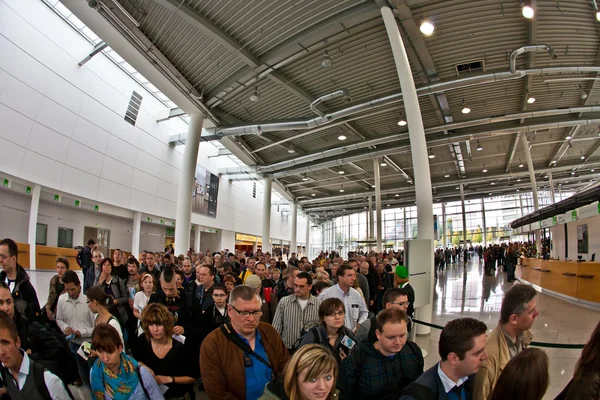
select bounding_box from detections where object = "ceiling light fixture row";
[461,99,471,114]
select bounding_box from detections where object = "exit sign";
[94,205,99,211]
[26,186,31,194]
[3,179,9,187]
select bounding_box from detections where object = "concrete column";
[442,203,447,248]
[132,212,141,259]
[291,201,298,254]
[403,207,407,241]
[368,197,374,252]
[373,158,382,251]
[548,171,556,204]
[305,215,311,259]
[27,184,41,270]
[482,199,487,247]
[262,178,272,254]
[521,133,541,254]
[382,5,435,334]
[194,225,201,252]
[460,184,467,246]
[174,113,204,255]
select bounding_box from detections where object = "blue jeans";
[69,341,91,387]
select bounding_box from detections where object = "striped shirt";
[272,294,320,349]
[317,284,369,330]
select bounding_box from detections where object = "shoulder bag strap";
[219,324,273,372]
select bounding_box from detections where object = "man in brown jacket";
[472,284,538,399]
[200,285,289,400]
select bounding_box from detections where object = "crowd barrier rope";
[412,319,585,349]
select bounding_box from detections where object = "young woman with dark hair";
[490,348,549,400]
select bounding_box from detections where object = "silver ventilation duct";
[509,45,557,73]
[254,105,600,174]
[270,117,600,178]
[201,65,600,141]
[310,89,350,116]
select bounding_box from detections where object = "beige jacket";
[472,322,533,400]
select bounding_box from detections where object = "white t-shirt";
[297,298,309,310]
[94,314,124,345]
[133,291,150,336]
[216,306,226,316]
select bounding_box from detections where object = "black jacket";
[403,282,415,318]
[0,265,40,319]
[399,363,475,400]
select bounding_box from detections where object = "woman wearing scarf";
[90,323,164,400]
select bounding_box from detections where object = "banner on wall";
[433,214,439,241]
[192,165,219,217]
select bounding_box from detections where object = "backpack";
[76,247,84,268]
[290,322,322,352]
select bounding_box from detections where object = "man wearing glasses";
[201,285,289,400]
[354,288,412,344]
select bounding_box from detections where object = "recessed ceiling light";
[420,21,434,35]
[522,5,535,19]
[338,135,347,141]
[380,162,387,167]
[339,189,344,192]
[398,119,407,126]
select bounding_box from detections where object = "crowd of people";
[0,236,598,400]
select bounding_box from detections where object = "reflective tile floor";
[29,256,600,400]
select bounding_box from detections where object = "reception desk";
[15,242,80,271]
[519,258,600,304]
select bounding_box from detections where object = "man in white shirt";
[273,272,321,350]
[0,311,71,399]
[318,264,368,331]
[55,270,95,388]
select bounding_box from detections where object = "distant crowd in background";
[0,236,597,400]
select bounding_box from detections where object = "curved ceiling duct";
[509,45,557,73]
[271,117,600,178]
[310,89,350,116]
[201,65,600,141]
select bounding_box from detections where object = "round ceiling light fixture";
[461,99,470,114]
[287,147,296,154]
[482,168,488,173]
[380,162,387,167]
[338,170,345,175]
[320,51,333,68]
[522,5,534,19]
[420,21,434,36]
[526,93,536,104]
[337,135,347,141]
[249,87,260,102]
[398,119,407,126]
[311,193,316,197]
[444,174,450,178]
[302,177,309,181]
[339,189,344,193]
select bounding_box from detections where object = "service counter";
[519,258,600,304]
[15,242,80,271]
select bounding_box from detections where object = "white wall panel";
[0,36,20,72]
[79,97,114,133]
[72,117,109,152]
[0,77,43,119]
[23,30,64,73]
[131,169,157,196]
[20,150,64,188]
[156,180,178,202]
[35,98,78,138]
[137,134,166,160]
[101,158,134,188]
[86,77,128,116]
[158,162,180,184]
[27,123,70,163]
[0,137,25,177]
[97,178,130,209]
[110,118,141,148]
[11,53,53,94]
[0,103,34,146]
[0,2,33,49]
[0,68,8,94]
[161,149,183,169]
[129,189,155,215]
[134,150,160,178]
[154,197,176,218]
[105,135,137,167]
[66,141,104,176]
[44,75,84,114]
[60,165,99,201]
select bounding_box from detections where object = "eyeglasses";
[229,304,263,318]
[391,301,410,307]
[327,311,344,317]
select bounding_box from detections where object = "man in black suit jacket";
[395,265,415,318]
[400,318,488,400]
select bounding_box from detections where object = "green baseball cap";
[395,265,408,279]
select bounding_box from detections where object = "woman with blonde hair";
[260,344,339,400]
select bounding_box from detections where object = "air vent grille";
[124,91,143,125]
[455,60,485,76]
